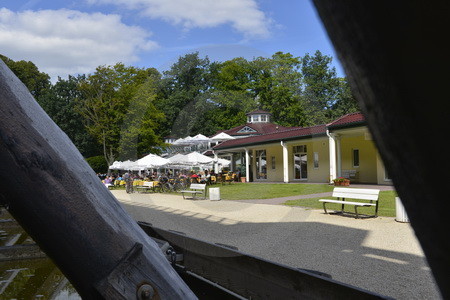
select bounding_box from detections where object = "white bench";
[319,187,380,218]
[181,184,207,200]
[136,181,155,193]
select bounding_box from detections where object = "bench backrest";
[190,183,206,190]
[143,181,154,187]
[332,187,380,201]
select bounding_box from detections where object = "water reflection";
[0,209,80,299]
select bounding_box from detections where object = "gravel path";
[112,190,440,300]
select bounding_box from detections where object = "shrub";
[86,156,108,173]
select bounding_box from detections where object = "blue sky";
[0,0,344,81]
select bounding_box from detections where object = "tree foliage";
[38,75,101,157]
[0,54,51,99]
[2,51,360,161]
[76,63,164,165]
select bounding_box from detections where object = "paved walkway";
[111,190,440,300]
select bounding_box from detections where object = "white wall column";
[213,151,219,174]
[327,130,337,183]
[230,154,235,172]
[281,141,289,183]
[245,148,250,182]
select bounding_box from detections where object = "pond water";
[0,209,80,299]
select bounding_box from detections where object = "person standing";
[124,172,132,193]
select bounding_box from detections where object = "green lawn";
[208,183,397,217]
[209,183,334,200]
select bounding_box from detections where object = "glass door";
[293,145,307,180]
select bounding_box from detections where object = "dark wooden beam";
[312,1,450,298]
[0,60,196,299]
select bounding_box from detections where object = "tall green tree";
[119,76,166,159]
[330,77,360,117]
[207,58,258,131]
[301,50,343,125]
[253,52,306,126]
[0,54,51,99]
[76,63,164,166]
[38,75,101,157]
[157,52,213,137]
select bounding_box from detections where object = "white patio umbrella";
[134,153,169,169]
[166,153,190,168]
[185,151,213,165]
[120,160,136,170]
[109,161,123,170]
[216,158,231,167]
[109,160,136,170]
[191,134,210,143]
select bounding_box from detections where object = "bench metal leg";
[354,206,359,219]
[322,202,328,214]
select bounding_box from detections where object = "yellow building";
[213,112,392,185]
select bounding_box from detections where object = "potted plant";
[240,166,247,183]
[333,177,350,186]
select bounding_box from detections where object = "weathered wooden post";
[0,60,196,299]
[312,1,450,298]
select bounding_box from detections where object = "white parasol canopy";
[186,151,213,165]
[108,160,135,170]
[134,153,169,169]
[216,158,231,167]
[166,152,213,167]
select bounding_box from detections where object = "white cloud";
[0,8,158,79]
[87,0,272,39]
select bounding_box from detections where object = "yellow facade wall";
[288,139,330,183]
[339,135,378,183]
[240,129,392,185]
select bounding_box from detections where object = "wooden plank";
[332,192,379,201]
[0,61,195,299]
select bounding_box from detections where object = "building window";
[247,116,252,123]
[293,145,307,180]
[253,115,259,122]
[237,126,257,133]
[261,115,267,122]
[271,156,276,170]
[353,149,360,167]
[314,152,319,169]
[256,150,267,179]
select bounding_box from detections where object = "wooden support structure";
[0,61,196,299]
[312,1,450,298]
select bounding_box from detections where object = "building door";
[293,145,307,180]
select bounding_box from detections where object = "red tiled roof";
[327,112,365,128]
[214,112,366,150]
[223,122,290,136]
[246,109,272,115]
[215,124,327,150]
